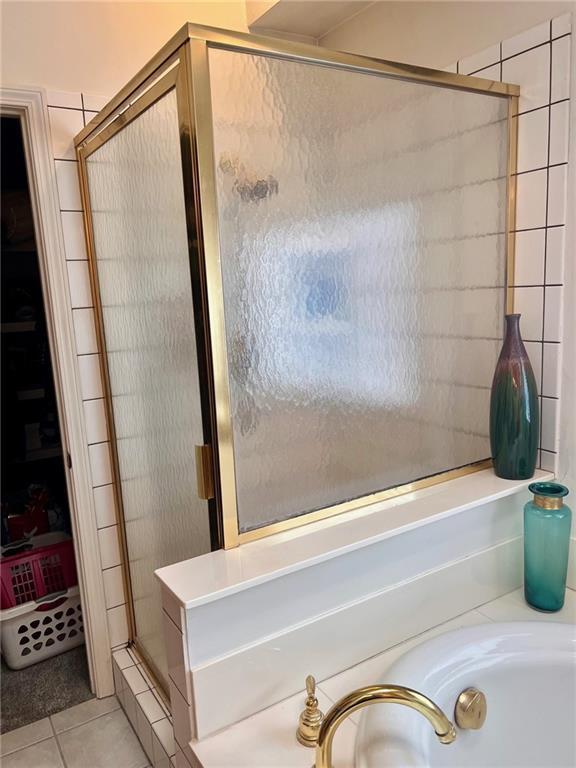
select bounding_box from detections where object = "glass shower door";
[84,87,212,686]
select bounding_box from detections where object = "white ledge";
[155,469,553,610]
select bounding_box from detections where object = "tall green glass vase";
[490,314,538,479]
[524,482,572,612]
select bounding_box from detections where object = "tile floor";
[0,696,149,768]
[3,588,574,768]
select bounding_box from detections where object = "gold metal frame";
[75,24,520,566]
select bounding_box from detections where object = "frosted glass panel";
[208,48,509,533]
[86,89,211,684]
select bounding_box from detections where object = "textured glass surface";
[86,90,211,684]
[208,48,509,532]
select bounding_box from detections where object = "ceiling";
[247,0,373,39]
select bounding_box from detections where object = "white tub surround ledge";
[155,469,556,759]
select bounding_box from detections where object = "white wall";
[0,1,247,95]
[321,1,575,67]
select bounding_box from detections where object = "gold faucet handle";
[296,675,324,748]
[305,675,316,702]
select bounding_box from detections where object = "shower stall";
[74,25,519,689]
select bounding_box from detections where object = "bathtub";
[356,622,576,768]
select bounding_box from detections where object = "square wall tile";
[542,343,560,398]
[524,341,542,385]
[82,93,110,111]
[551,35,571,102]
[113,648,135,670]
[89,440,113,486]
[502,21,549,58]
[541,397,558,452]
[502,45,550,113]
[515,169,547,229]
[72,308,98,354]
[546,227,565,284]
[136,704,154,763]
[48,107,84,160]
[549,101,570,165]
[83,398,109,444]
[136,691,166,725]
[540,450,558,472]
[460,44,500,75]
[67,260,92,308]
[516,108,548,172]
[472,63,500,81]
[98,524,121,569]
[152,731,171,768]
[125,665,149,696]
[61,211,88,260]
[169,681,193,757]
[78,354,103,400]
[108,605,130,649]
[163,613,189,703]
[46,90,82,109]
[544,285,563,342]
[547,164,568,226]
[514,286,543,341]
[103,565,126,609]
[93,483,117,528]
[514,228,545,285]
[552,13,571,38]
[55,159,82,210]
[152,718,175,758]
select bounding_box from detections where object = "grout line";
[513,283,562,288]
[514,223,564,233]
[51,726,68,768]
[47,104,83,113]
[516,97,570,119]
[50,698,122,736]
[538,22,553,452]
[498,32,570,67]
[514,161,567,177]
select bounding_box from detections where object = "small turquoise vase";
[524,482,572,612]
[490,314,539,479]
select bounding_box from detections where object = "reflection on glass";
[208,48,509,533]
[86,90,211,684]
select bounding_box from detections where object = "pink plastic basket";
[1,534,78,609]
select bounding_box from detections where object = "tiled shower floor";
[0,696,150,768]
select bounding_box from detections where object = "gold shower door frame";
[75,23,520,591]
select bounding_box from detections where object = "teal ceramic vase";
[524,482,572,612]
[490,314,538,479]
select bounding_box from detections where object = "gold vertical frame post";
[186,38,240,548]
[75,24,521,553]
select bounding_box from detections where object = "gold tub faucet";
[306,683,458,768]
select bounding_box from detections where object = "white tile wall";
[460,15,571,474]
[46,88,131,654]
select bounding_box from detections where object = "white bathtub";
[356,622,576,768]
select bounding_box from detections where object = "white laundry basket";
[0,586,84,669]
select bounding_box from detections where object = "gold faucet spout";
[315,684,457,768]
